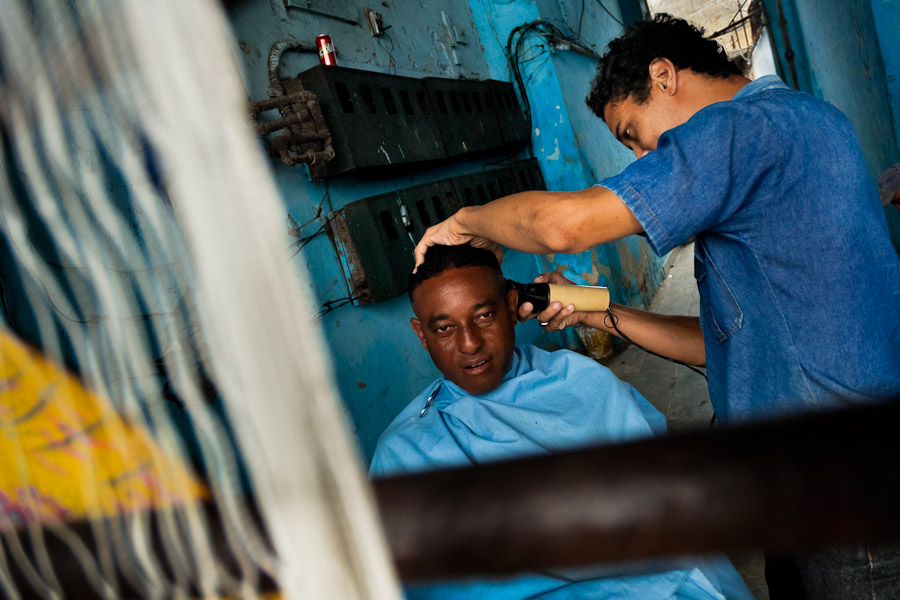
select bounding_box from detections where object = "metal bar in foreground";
[374,400,900,580]
[3,401,899,596]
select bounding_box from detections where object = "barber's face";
[411,266,517,396]
[604,94,678,160]
[603,60,687,160]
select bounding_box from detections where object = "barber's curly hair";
[586,13,742,120]
[408,244,504,303]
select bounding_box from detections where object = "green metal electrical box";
[329,159,546,305]
[297,65,531,178]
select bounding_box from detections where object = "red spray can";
[316,34,337,66]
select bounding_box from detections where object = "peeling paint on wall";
[546,138,561,161]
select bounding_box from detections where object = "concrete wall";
[226,0,666,461]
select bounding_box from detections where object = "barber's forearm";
[457,188,643,254]
[580,303,706,366]
[455,192,571,254]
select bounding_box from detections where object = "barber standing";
[413,14,900,600]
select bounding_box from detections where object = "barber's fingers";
[518,301,537,322]
[413,232,433,272]
[528,272,579,331]
[413,219,471,272]
[519,299,565,324]
[413,224,451,272]
[534,271,576,286]
[536,301,577,332]
[469,237,504,265]
[412,218,502,273]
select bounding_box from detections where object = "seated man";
[370,244,753,600]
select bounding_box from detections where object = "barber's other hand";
[413,211,502,272]
[518,272,583,332]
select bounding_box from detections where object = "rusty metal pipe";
[257,39,334,174]
[267,132,334,154]
[249,91,319,114]
[775,0,800,89]
[263,39,319,168]
[267,39,316,98]
[253,115,333,136]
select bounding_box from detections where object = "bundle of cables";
[504,20,601,125]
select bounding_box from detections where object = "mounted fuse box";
[329,158,546,305]
[296,65,531,178]
[296,66,446,177]
[422,77,505,158]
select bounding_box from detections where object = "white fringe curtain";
[0,0,401,597]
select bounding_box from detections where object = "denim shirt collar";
[732,75,788,101]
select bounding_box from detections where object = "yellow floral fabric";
[0,329,206,528]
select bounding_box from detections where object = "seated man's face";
[410,266,518,395]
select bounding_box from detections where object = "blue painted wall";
[871,0,900,255]
[471,0,665,306]
[872,0,900,254]
[764,0,900,252]
[871,0,900,155]
[534,0,666,307]
[763,0,815,93]
[763,0,898,174]
[226,0,666,461]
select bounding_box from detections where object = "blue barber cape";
[370,345,753,600]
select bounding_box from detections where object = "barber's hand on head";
[413,213,502,272]
[517,272,584,333]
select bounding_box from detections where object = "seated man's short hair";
[408,244,505,303]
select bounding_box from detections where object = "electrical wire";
[576,0,586,39]
[595,0,624,27]
[504,19,603,126]
[288,183,332,239]
[519,42,548,64]
[477,0,507,64]
[505,20,571,125]
[524,52,553,84]
[603,306,708,380]
[314,296,356,320]
[376,31,396,74]
[289,214,335,259]
[288,183,334,259]
[604,305,716,428]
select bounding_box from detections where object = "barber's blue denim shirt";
[601,75,900,423]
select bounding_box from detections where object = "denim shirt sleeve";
[599,102,782,255]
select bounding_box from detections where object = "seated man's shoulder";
[379,381,438,438]
[521,344,618,380]
[369,380,443,477]
[521,344,667,436]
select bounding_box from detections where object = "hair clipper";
[506,279,610,312]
